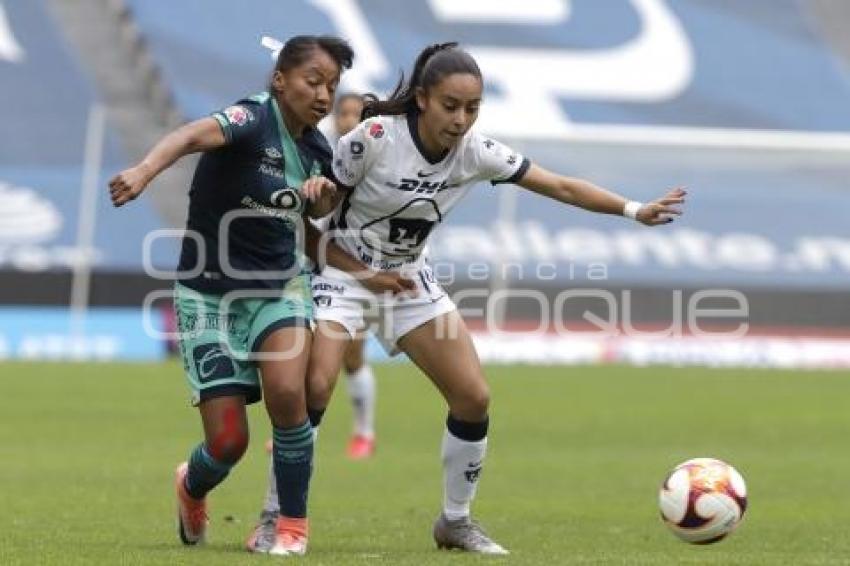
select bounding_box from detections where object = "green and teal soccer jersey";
[177,91,332,294]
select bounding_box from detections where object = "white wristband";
[623,200,643,220]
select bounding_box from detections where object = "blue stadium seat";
[123,0,850,289]
[0,0,172,272]
[125,0,850,130]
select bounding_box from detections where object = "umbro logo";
[417,170,438,178]
[265,147,282,160]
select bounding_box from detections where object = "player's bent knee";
[307,384,333,411]
[451,386,490,421]
[343,350,365,374]
[213,438,249,465]
[265,381,305,410]
[207,425,249,465]
[306,366,336,408]
[469,388,491,416]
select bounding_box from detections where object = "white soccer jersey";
[329,112,529,271]
[317,117,341,150]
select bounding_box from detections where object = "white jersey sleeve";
[317,117,339,149]
[468,131,530,185]
[332,119,387,189]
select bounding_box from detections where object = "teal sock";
[185,443,232,499]
[272,420,313,518]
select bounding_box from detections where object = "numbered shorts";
[312,265,456,355]
[173,276,312,406]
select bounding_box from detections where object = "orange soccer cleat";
[269,516,309,556]
[174,462,208,545]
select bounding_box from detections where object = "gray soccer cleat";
[245,510,278,553]
[433,513,509,555]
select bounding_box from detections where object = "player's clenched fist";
[109,163,152,207]
[300,175,336,203]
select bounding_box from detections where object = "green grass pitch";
[1,361,849,564]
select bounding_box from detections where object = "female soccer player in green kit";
[109,35,354,557]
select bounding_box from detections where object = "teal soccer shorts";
[173,276,312,405]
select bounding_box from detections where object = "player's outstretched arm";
[516,163,686,226]
[109,117,226,207]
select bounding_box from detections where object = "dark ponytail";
[362,42,481,119]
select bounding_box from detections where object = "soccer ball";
[659,457,747,544]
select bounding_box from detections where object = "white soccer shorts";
[311,264,456,355]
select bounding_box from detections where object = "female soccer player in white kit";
[265,41,685,555]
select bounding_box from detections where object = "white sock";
[262,427,319,515]
[441,429,487,520]
[262,457,279,514]
[347,365,376,438]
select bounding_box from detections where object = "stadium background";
[2,0,849,365]
[1,1,850,564]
